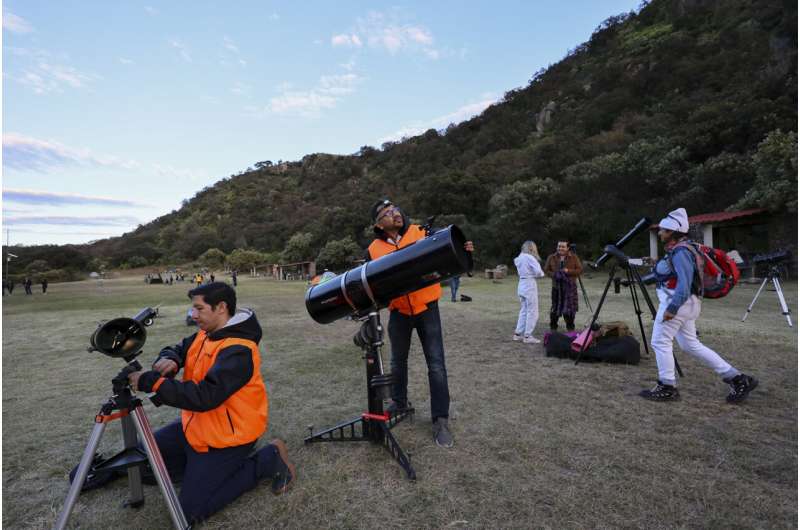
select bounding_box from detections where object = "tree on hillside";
[316,237,361,271]
[199,248,227,269]
[281,232,315,263]
[735,130,798,213]
[227,249,269,274]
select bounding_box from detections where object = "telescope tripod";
[304,311,417,480]
[575,261,683,377]
[742,266,793,327]
[577,275,593,313]
[54,362,190,530]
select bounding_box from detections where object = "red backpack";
[668,241,740,299]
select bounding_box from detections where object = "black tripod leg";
[378,422,416,480]
[578,276,593,313]
[626,268,650,358]
[54,422,108,530]
[576,266,616,365]
[131,407,190,530]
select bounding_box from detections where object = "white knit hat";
[658,207,689,233]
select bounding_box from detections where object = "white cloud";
[223,36,239,54]
[331,11,440,58]
[6,50,99,94]
[144,6,159,16]
[3,11,33,33]
[152,163,204,182]
[332,33,362,48]
[247,73,363,118]
[377,95,499,145]
[119,57,134,65]
[3,133,139,172]
[231,81,252,96]
[3,188,149,207]
[169,39,192,63]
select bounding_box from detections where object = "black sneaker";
[724,374,758,403]
[639,381,680,401]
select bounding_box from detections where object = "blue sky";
[3,1,642,246]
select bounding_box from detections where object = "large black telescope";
[306,225,473,324]
[591,217,651,269]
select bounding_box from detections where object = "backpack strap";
[668,241,704,297]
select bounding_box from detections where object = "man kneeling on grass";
[128,282,295,523]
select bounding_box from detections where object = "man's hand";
[663,311,675,322]
[153,358,179,377]
[128,370,144,391]
[464,241,474,252]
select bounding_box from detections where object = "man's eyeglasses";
[377,206,399,221]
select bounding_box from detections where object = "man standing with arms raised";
[367,199,473,448]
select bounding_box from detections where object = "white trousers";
[515,279,539,336]
[651,289,737,386]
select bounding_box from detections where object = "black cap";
[370,198,393,223]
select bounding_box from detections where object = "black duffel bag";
[545,332,640,365]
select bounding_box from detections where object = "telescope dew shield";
[306,225,473,324]
[592,217,651,269]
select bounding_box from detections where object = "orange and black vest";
[178,332,267,452]
[368,224,442,315]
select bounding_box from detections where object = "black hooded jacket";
[138,309,263,412]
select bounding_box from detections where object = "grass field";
[2,273,797,529]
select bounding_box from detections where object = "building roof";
[651,208,767,229]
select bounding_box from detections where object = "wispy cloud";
[247,73,363,117]
[6,48,99,94]
[169,39,192,63]
[333,11,439,58]
[377,95,499,144]
[221,36,247,67]
[3,188,148,208]
[119,57,134,65]
[332,34,362,48]
[3,11,33,33]
[3,133,139,172]
[144,6,159,16]
[269,12,280,21]
[4,215,141,227]
[152,163,204,182]
[231,81,252,96]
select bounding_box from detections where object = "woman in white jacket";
[513,241,545,344]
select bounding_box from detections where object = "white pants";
[651,289,737,386]
[515,279,539,336]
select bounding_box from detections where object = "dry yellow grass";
[2,273,796,529]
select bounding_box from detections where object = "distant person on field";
[544,240,583,331]
[41,278,48,294]
[639,208,758,403]
[449,275,461,302]
[127,282,295,523]
[24,277,33,295]
[232,270,238,287]
[513,240,545,344]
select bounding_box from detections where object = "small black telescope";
[591,217,651,269]
[305,225,473,324]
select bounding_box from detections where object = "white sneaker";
[512,333,523,341]
[523,336,541,344]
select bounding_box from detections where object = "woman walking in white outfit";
[513,241,545,344]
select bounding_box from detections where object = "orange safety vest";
[181,333,268,452]
[368,224,442,316]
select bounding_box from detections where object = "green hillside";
[6,0,797,277]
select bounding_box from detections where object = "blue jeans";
[388,301,450,421]
[449,276,460,301]
[153,420,283,523]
